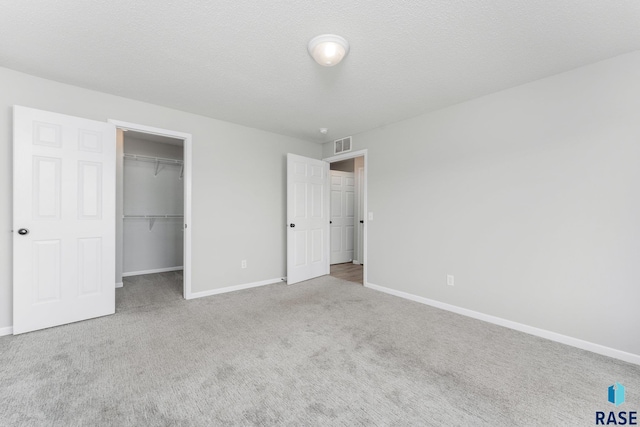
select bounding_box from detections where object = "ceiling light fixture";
[308,34,349,67]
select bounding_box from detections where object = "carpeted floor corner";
[1,273,638,426]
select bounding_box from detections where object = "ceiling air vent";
[334,136,352,155]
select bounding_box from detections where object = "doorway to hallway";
[328,156,365,285]
[330,263,363,285]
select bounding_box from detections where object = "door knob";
[18,228,29,235]
[330,221,332,224]
[360,220,364,224]
[290,224,295,228]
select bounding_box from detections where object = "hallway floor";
[329,262,363,284]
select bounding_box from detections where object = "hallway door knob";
[290,223,295,228]
[18,228,29,235]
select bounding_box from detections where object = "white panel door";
[13,106,116,334]
[287,154,329,285]
[330,171,355,264]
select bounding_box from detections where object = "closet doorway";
[110,120,193,302]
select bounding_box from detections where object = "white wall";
[0,66,322,329]
[323,51,640,357]
[122,137,184,275]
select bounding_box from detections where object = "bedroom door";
[286,154,329,285]
[13,106,116,334]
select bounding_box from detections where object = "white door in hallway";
[13,106,116,334]
[286,154,329,285]
[330,170,355,265]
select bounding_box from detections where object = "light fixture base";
[308,34,349,67]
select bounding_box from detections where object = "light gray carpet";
[116,271,184,312]
[1,273,638,426]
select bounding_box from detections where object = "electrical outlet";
[447,275,454,286]
[241,260,247,269]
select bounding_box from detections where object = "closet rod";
[123,153,184,165]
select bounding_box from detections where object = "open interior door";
[286,154,329,285]
[13,106,116,334]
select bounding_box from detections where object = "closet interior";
[116,130,185,294]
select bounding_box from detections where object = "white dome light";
[308,34,349,67]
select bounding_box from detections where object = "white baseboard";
[365,282,640,366]
[0,326,13,337]
[353,260,361,265]
[186,277,282,300]
[115,282,123,288]
[122,266,183,277]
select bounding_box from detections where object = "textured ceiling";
[1,1,639,143]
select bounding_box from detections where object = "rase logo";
[596,383,637,425]
[610,383,627,407]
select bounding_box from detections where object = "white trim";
[323,149,368,286]
[107,120,192,140]
[122,266,184,277]
[182,130,193,299]
[108,119,193,300]
[186,278,282,300]
[354,166,364,265]
[115,282,123,288]
[324,148,367,163]
[365,282,640,366]
[0,326,13,337]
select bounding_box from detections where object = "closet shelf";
[124,153,184,178]
[123,215,184,231]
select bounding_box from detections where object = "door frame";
[323,149,368,285]
[108,119,193,299]
[355,165,364,264]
